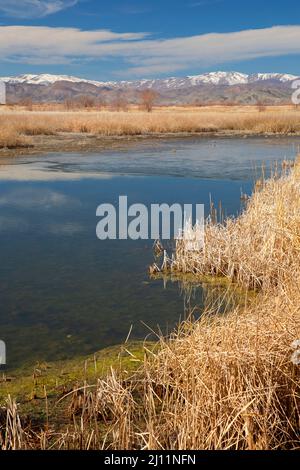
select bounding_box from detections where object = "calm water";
[1,136,300,369]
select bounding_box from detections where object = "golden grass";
[2,289,299,450]
[1,158,300,450]
[1,107,300,149]
[0,126,31,149]
[168,161,300,291]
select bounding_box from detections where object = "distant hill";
[1,71,298,105]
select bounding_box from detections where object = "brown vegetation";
[160,160,300,291]
[1,107,300,151]
[256,101,267,112]
[140,89,158,112]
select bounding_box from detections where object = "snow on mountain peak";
[1,71,299,90]
[249,73,298,83]
[0,73,109,87]
[188,71,249,86]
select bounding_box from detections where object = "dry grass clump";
[85,291,298,450]
[2,286,299,450]
[0,125,31,149]
[168,161,300,291]
[68,291,300,450]
[137,293,300,450]
[0,396,31,450]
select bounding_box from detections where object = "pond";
[1,135,300,369]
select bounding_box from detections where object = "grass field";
[1,105,300,152]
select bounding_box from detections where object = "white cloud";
[0,25,300,76]
[0,0,79,18]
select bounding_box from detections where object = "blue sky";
[0,0,300,80]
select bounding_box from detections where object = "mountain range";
[1,71,298,105]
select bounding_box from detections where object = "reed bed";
[1,109,300,149]
[58,290,300,450]
[2,288,299,450]
[156,160,300,291]
[0,125,31,149]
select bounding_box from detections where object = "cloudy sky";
[0,0,300,80]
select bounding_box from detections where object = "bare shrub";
[257,101,267,112]
[140,89,158,112]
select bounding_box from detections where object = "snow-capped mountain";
[187,71,249,86]
[0,73,109,87]
[1,71,299,90]
[248,73,299,83]
[2,71,299,105]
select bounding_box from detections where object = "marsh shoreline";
[1,129,299,158]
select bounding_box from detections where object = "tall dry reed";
[1,108,300,149]
[167,160,300,291]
